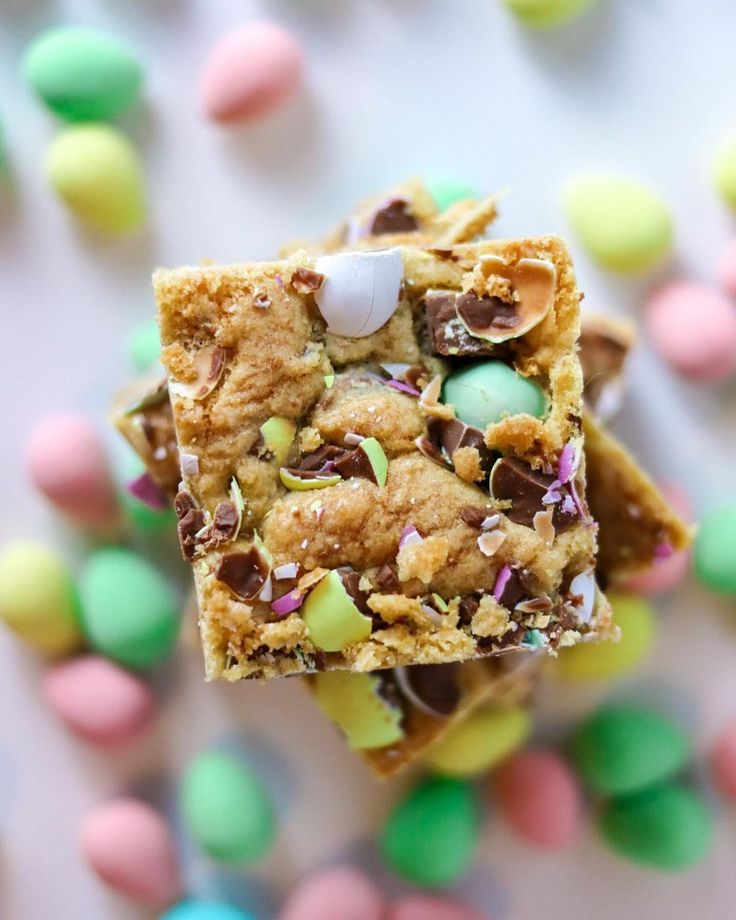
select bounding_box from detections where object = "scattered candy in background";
[500,0,598,29]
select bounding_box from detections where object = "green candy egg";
[380,776,480,887]
[713,135,736,209]
[572,705,690,796]
[502,0,597,29]
[442,361,546,430]
[79,547,179,669]
[0,542,83,655]
[564,172,672,273]
[118,452,176,533]
[181,751,276,864]
[424,176,480,212]
[312,671,404,749]
[45,124,146,235]
[23,27,143,122]
[694,504,736,597]
[302,569,373,652]
[128,319,161,372]
[599,782,713,871]
[423,704,531,777]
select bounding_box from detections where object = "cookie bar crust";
[156,238,604,681]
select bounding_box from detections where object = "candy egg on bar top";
[260,416,296,464]
[278,866,386,920]
[0,541,83,655]
[313,249,403,337]
[301,569,373,651]
[442,361,546,430]
[312,671,404,749]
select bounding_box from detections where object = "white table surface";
[2,1,736,918]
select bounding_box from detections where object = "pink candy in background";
[623,480,693,596]
[710,716,736,802]
[492,749,582,850]
[25,413,120,528]
[277,865,386,920]
[199,22,304,123]
[644,281,736,382]
[80,799,182,908]
[43,655,155,747]
[717,238,736,297]
[389,895,488,920]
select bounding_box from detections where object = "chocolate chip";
[496,566,533,610]
[291,268,326,294]
[400,663,461,716]
[375,563,401,593]
[490,457,577,531]
[216,548,270,600]
[456,292,520,337]
[460,506,488,528]
[424,291,506,358]
[368,198,418,235]
[458,594,480,625]
[210,500,240,544]
[177,508,206,560]
[337,567,372,616]
[427,417,493,472]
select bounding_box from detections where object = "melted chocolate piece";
[332,446,376,483]
[427,417,493,472]
[209,501,240,544]
[375,563,401,593]
[403,663,461,716]
[337,567,372,616]
[216,548,269,600]
[456,293,520,337]
[177,508,206,560]
[297,445,349,471]
[460,506,488,529]
[424,291,505,358]
[174,490,197,518]
[369,198,418,235]
[491,457,577,532]
[458,594,480,626]
[291,268,326,294]
[415,435,448,467]
[496,566,533,610]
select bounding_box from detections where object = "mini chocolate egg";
[645,282,736,381]
[45,124,145,235]
[424,177,480,212]
[301,569,373,651]
[389,895,486,920]
[380,776,480,887]
[162,902,255,920]
[502,0,597,29]
[312,671,404,749]
[181,751,276,864]
[442,361,546,430]
[78,547,180,669]
[199,21,303,123]
[23,27,143,121]
[0,541,83,655]
[314,249,403,338]
[81,799,182,907]
[493,748,581,849]
[710,716,736,801]
[555,592,654,681]
[278,865,386,920]
[564,172,672,273]
[694,504,736,597]
[572,705,689,796]
[26,413,120,528]
[423,705,531,777]
[43,654,155,746]
[599,782,713,871]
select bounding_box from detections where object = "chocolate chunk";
[401,663,461,716]
[209,500,240,544]
[428,248,457,261]
[291,268,326,294]
[427,417,493,472]
[458,594,480,625]
[297,445,349,471]
[415,435,448,468]
[375,563,401,593]
[174,490,197,518]
[496,566,533,610]
[490,457,577,532]
[456,293,520,338]
[177,508,206,560]
[337,567,372,616]
[460,506,488,529]
[404,365,428,390]
[332,445,377,483]
[368,198,418,235]
[216,548,269,600]
[424,291,506,358]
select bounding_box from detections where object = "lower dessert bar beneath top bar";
[155,238,611,680]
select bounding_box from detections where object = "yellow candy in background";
[45,124,145,235]
[0,541,83,655]
[423,704,532,777]
[555,593,655,681]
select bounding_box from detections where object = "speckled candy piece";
[278,865,386,920]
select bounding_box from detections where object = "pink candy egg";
[81,799,182,907]
[644,281,736,381]
[718,238,736,297]
[199,21,304,123]
[26,413,119,528]
[622,481,693,596]
[710,716,736,801]
[278,865,386,920]
[493,749,581,850]
[389,895,488,920]
[42,654,155,747]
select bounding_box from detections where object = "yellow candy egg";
[555,593,655,681]
[0,541,83,654]
[423,704,532,777]
[45,124,145,235]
